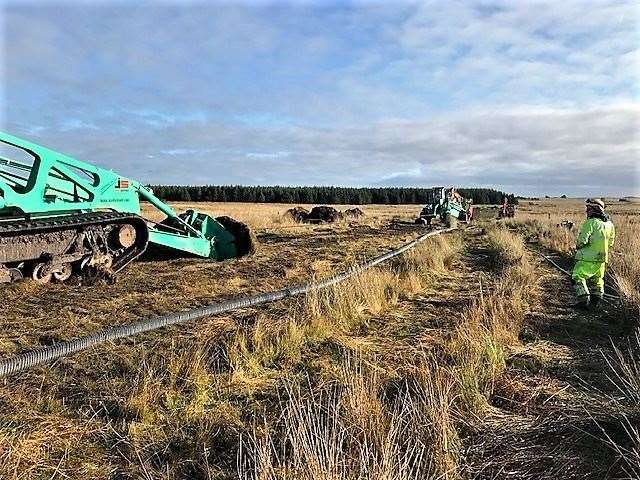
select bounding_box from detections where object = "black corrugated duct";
[0,228,454,378]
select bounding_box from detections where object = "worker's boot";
[589,295,602,311]
[575,295,590,310]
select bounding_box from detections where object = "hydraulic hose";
[0,227,455,378]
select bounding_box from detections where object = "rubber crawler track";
[0,211,149,273]
[0,227,454,378]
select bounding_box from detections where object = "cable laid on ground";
[0,227,455,378]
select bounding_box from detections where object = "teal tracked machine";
[0,132,254,284]
[415,187,474,227]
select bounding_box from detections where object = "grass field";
[0,199,638,479]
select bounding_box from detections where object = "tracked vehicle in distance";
[0,131,254,284]
[415,187,474,227]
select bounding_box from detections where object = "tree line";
[150,185,518,205]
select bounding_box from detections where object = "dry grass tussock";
[122,347,245,476]
[392,235,463,294]
[239,357,460,480]
[609,217,640,312]
[600,330,640,478]
[226,235,464,390]
[448,226,538,415]
[238,229,538,479]
[486,227,527,268]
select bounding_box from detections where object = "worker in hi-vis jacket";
[572,198,615,310]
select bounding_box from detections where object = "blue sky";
[1,0,638,196]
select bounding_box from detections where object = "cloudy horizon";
[1,0,638,197]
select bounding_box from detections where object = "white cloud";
[357,1,639,109]
[16,102,638,196]
[2,1,638,195]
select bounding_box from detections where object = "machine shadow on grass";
[138,243,199,262]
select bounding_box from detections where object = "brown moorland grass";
[237,227,540,480]
[141,201,415,231]
[449,226,538,416]
[0,199,638,479]
[127,233,470,479]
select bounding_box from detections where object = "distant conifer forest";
[150,185,517,205]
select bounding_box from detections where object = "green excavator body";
[0,131,253,283]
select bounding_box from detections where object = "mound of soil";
[344,208,365,218]
[307,206,343,223]
[216,215,256,256]
[284,207,310,223]
[285,205,358,224]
